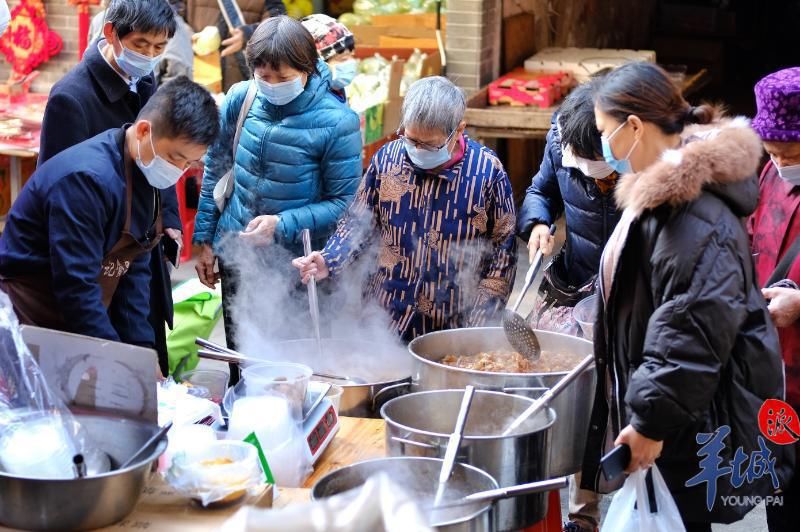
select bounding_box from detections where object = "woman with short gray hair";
[293,76,518,341]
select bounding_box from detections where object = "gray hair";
[400,76,466,135]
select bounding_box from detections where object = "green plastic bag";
[166,278,223,376]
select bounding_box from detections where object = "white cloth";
[0,0,11,37]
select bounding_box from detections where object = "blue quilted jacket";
[193,60,362,253]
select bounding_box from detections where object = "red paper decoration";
[0,0,63,78]
[68,0,101,59]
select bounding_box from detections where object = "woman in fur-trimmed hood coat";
[580,117,794,524]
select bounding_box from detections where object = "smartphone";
[163,237,182,269]
[600,444,631,482]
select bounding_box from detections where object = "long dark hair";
[246,16,319,77]
[594,62,715,134]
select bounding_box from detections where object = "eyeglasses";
[397,128,457,152]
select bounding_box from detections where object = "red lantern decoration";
[68,0,101,59]
[0,0,63,80]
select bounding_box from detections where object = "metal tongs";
[502,224,557,361]
[301,228,324,360]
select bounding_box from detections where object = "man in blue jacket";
[38,0,182,374]
[0,78,219,349]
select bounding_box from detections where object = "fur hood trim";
[614,117,762,215]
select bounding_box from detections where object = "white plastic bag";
[601,466,686,532]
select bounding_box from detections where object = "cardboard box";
[524,47,656,82]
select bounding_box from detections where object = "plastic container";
[572,294,598,341]
[165,440,266,507]
[178,369,229,405]
[325,384,344,414]
[241,362,313,419]
[0,415,76,479]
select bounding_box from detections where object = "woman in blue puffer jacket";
[193,16,361,352]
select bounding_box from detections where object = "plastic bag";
[167,279,223,376]
[221,472,433,532]
[166,440,268,507]
[0,292,90,479]
[602,466,686,532]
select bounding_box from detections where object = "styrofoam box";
[524,47,657,82]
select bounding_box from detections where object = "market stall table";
[0,417,385,532]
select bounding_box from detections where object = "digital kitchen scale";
[302,381,339,463]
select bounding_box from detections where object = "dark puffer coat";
[581,118,794,524]
[517,119,620,287]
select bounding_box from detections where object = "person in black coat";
[582,63,793,530]
[37,0,180,376]
[518,82,620,288]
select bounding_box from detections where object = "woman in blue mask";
[301,14,357,103]
[193,16,362,365]
[581,62,792,531]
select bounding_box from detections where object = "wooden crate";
[465,86,555,135]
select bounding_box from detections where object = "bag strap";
[766,235,800,288]
[230,82,258,163]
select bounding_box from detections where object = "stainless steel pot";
[382,390,556,531]
[0,413,167,531]
[408,327,595,477]
[312,456,498,532]
[199,337,412,418]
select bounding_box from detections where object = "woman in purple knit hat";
[749,66,800,531]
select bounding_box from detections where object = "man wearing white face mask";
[748,67,800,531]
[0,79,219,357]
[301,14,357,102]
[39,0,185,376]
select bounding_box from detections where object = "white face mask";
[772,156,800,186]
[135,125,184,189]
[562,144,615,179]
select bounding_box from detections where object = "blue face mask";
[113,37,162,79]
[404,138,453,170]
[331,59,358,90]
[256,76,305,106]
[601,120,639,174]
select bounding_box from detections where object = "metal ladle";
[301,228,324,361]
[433,385,475,506]
[119,422,172,470]
[502,224,557,361]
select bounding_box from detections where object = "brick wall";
[0,0,105,94]
[446,0,501,95]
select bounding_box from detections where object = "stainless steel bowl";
[408,327,596,477]
[0,414,167,531]
[312,456,497,532]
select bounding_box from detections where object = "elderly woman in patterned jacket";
[293,76,518,341]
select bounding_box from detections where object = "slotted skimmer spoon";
[502,224,557,361]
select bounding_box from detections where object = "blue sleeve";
[38,92,90,165]
[161,185,182,230]
[275,109,363,246]
[517,125,564,239]
[321,154,379,277]
[193,82,248,244]
[47,172,120,341]
[107,251,154,346]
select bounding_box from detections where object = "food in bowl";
[440,350,583,373]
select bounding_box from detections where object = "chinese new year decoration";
[0,0,63,81]
[68,0,101,59]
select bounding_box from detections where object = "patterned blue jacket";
[322,136,517,341]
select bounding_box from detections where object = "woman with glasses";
[292,76,517,341]
[193,16,361,358]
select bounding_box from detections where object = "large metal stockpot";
[0,414,167,531]
[382,390,555,531]
[312,456,498,532]
[408,328,596,477]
